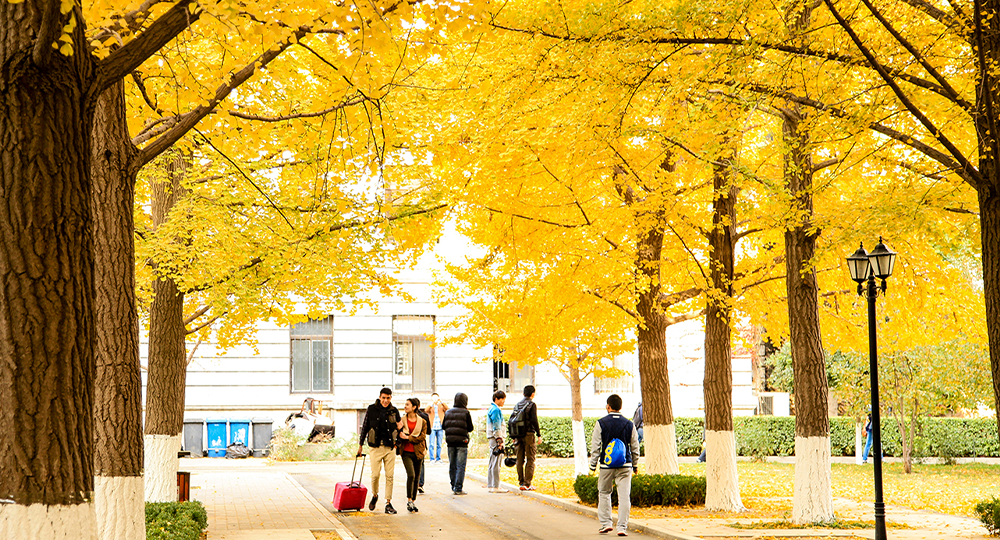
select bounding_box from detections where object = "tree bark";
[704,160,743,511]
[979,188,1000,442]
[0,4,98,535]
[782,109,834,523]
[568,361,589,476]
[635,226,680,475]
[144,155,189,502]
[92,81,145,540]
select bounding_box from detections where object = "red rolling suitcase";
[332,454,368,512]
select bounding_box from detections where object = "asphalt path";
[293,459,652,540]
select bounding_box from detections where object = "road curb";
[465,472,702,540]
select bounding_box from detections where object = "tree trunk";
[704,161,743,512]
[0,9,98,535]
[568,362,589,476]
[635,227,680,475]
[782,110,834,523]
[144,155,189,502]
[91,81,145,540]
[978,188,1000,443]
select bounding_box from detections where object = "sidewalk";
[182,457,994,540]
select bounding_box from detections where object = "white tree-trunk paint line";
[0,502,97,539]
[144,434,180,502]
[95,475,145,540]
[644,423,680,475]
[705,430,744,512]
[572,419,589,476]
[793,436,834,523]
[855,422,864,465]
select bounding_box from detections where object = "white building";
[140,230,762,443]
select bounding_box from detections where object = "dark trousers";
[516,432,537,487]
[401,451,422,500]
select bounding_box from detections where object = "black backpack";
[508,401,531,438]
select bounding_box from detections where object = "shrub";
[538,415,998,458]
[975,496,1000,536]
[574,473,706,507]
[146,501,208,540]
[267,427,306,461]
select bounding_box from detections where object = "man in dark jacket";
[511,385,541,490]
[441,392,475,495]
[589,394,640,536]
[357,387,401,514]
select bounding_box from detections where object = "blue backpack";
[602,438,628,468]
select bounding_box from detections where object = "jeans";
[597,467,632,532]
[430,429,445,461]
[448,446,468,492]
[636,427,643,444]
[401,451,422,500]
[863,429,884,462]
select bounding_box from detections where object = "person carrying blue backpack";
[589,394,640,536]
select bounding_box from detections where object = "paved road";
[293,460,651,540]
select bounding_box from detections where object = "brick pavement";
[190,470,341,534]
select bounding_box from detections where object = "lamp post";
[846,238,897,540]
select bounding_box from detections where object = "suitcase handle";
[351,453,366,484]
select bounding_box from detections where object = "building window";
[492,345,535,393]
[290,316,332,393]
[595,355,634,394]
[393,316,434,393]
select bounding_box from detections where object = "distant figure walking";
[511,385,541,490]
[589,394,640,537]
[443,392,475,495]
[397,397,427,513]
[357,387,401,515]
[632,401,643,444]
[486,390,508,492]
[425,393,448,463]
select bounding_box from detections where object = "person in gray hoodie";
[441,392,475,495]
[589,394,640,536]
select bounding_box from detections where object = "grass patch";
[727,519,876,529]
[473,460,1000,519]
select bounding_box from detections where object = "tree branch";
[821,0,982,187]
[134,26,310,170]
[95,0,200,94]
[183,305,211,325]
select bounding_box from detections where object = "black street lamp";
[847,237,897,540]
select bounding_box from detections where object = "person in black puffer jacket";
[441,392,475,495]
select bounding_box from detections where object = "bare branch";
[183,305,211,326]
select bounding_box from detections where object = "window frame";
[289,316,333,394]
[392,315,435,394]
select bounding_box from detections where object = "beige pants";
[369,445,396,501]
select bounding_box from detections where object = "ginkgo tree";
[439,244,635,475]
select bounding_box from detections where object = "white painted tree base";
[572,419,589,476]
[95,475,145,540]
[705,430,744,511]
[793,436,834,523]
[644,423,680,474]
[0,502,97,539]
[144,434,180,502]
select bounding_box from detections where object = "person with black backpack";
[509,385,540,490]
[589,394,640,537]
[356,387,401,514]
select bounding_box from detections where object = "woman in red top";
[397,397,427,512]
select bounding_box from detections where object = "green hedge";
[146,501,208,540]
[537,416,999,458]
[574,473,706,506]
[976,496,1000,536]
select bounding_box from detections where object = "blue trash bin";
[206,418,228,457]
[229,419,251,448]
